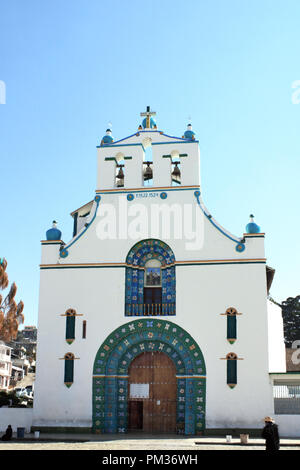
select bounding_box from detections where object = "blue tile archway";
[125,239,176,316]
[92,319,206,435]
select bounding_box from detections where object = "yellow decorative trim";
[95,185,200,193]
[41,258,266,269]
[60,313,83,317]
[93,375,129,378]
[243,233,265,237]
[176,375,206,379]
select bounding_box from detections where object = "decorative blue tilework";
[92,319,206,435]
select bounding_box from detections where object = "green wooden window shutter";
[66,313,75,344]
[64,354,74,387]
[227,315,237,344]
[227,356,237,388]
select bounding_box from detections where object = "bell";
[172,162,181,181]
[144,162,153,181]
[116,165,124,187]
[117,166,124,180]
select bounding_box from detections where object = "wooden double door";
[128,351,177,433]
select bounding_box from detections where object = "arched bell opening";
[142,139,153,187]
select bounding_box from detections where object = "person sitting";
[1,425,13,441]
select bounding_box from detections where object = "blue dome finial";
[46,220,62,240]
[100,127,114,146]
[183,123,196,140]
[246,214,260,234]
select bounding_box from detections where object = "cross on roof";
[140,106,156,128]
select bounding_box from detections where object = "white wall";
[34,250,274,428]
[267,300,286,373]
[0,408,33,432]
[274,415,300,437]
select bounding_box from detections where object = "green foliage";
[0,390,23,407]
[281,295,300,347]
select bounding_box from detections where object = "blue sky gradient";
[0,0,299,326]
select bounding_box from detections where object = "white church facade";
[32,108,286,435]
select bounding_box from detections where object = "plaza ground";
[0,433,300,450]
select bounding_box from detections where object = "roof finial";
[140,106,157,129]
[246,214,260,234]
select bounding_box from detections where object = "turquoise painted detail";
[125,239,175,317]
[59,196,101,258]
[184,130,195,139]
[127,194,134,201]
[60,248,69,258]
[160,192,167,199]
[46,221,62,241]
[97,130,198,148]
[194,192,243,246]
[102,135,113,144]
[92,319,206,435]
[246,214,260,234]
[142,116,157,128]
[235,243,245,252]
[46,228,62,240]
[246,223,260,234]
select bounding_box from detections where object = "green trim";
[162,153,188,158]
[269,372,300,375]
[105,156,133,163]
[41,241,62,245]
[95,186,200,195]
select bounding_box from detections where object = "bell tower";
[96,108,200,190]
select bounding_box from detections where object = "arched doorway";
[128,351,177,433]
[93,319,206,435]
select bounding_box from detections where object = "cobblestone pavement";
[0,434,300,451]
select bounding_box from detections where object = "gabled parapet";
[96,130,200,190]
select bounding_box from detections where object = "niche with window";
[125,239,175,316]
[143,259,162,313]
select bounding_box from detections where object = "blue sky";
[0,0,299,327]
